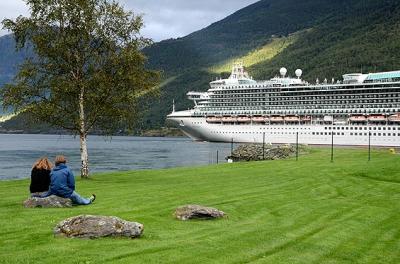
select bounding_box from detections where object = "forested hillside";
[141,0,400,130]
[2,0,400,132]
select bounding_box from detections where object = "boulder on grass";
[174,205,225,221]
[23,195,72,208]
[54,215,144,239]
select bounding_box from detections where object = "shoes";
[90,194,96,203]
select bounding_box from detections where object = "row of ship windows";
[314,132,399,137]
[256,126,400,131]
[200,107,400,113]
[209,99,400,105]
[191,122,400,130]
[208,100,400,105]
[212,92,400,99]
[213,86,400,93]
[210,98,400,103]
[210,131,400,137]
[325,126,400,131]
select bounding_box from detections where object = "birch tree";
[1,0,159,178]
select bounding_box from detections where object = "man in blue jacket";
[47,155,95,205]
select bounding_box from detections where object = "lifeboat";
[324,116,333,122]
[221,115,237,123]
[368,114,387,122]
[251,115,265,123]
[349,115,367,122]
[301,116,311,122]
[206,116,222,123]
[237,115,251,123]
[388,113,400,123]
[284,115,300,122]
[270,115,284,122]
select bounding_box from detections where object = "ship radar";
[295,69,303,79]
[280,67,287,77]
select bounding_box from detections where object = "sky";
[0,0,259,41]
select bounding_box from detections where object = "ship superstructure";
[167,63,400,146]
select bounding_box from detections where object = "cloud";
[0,0,259,41]
[0,0,29,35]
[121,0,259,41]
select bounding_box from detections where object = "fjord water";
[0,134,233,180]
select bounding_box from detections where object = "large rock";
[54,215,144,239]
[226,144,307,162]
[23,195,72,208]
[175,205,226,221]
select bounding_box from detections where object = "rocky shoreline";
[227,144,308,162]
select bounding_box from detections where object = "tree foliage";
[1,0,159,177]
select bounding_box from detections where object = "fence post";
[296,132,299,161]
[216,150,219,164]
[368,132,371,162]
[263,132,265,160]
[231,138,234,156]
[331,132,334,163]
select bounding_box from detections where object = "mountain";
[141,0,400,129]
[0,34,32,87]
[2,0,400,131]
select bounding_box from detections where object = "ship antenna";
[172,99,175,113]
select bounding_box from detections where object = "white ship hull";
[169,116,400,147]
[167,64,400,147]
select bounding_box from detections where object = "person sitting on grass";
[30,157,53,197]
[45,155,95,205]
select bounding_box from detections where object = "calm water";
[0,134,234,180]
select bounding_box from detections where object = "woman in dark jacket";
[30,157,53,196]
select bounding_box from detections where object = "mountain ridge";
[2,0,400,132]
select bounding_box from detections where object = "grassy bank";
[0,147,399,263]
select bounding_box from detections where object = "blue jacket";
[49,163,75,198]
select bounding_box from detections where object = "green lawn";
[1,147,399,264]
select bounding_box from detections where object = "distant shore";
[0,126,185,137]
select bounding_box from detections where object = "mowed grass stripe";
[0,147,399,263]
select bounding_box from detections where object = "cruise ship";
[167,63,400,147]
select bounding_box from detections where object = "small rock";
[174,205,225,221]
[23,195,72,208]
[54,215,143,239]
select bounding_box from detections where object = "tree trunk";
[79,132,89,178]
[79,85,89,178]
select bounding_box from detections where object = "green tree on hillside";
[1,0,159,178]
